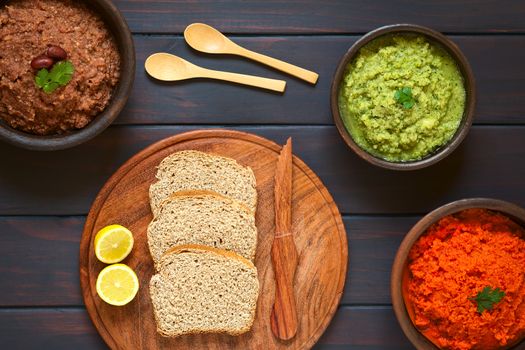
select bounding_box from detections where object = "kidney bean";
[30,55,54,70]
[45,45,67,60]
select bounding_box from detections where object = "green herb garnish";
[469,286,505,314]
[35,60,74,94]
[394,87,415,109]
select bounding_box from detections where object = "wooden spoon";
[184,23,319,85]
[145,53,286,92]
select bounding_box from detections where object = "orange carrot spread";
[407,209,525,350]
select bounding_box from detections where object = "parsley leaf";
[35,68,49,88]
[34,60,74,94]
[394,87,415,109]
[469,286,505,314]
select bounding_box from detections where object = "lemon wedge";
[96,264,139,306]
[94,224,134,264]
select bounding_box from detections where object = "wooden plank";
[0,307,415,349]
[123,36,330,125]
[0,126,524,216]
[121,35,525,125]
[318,307,525,350]
[344,216,417,305]
[113,0,525,34]
[0,215,512,307]
[0,215,400,306]
[316,307,414,349]
[2,306,522,349]
[0,308,106,350]
[0,217,84,306]
[19,306,525,349]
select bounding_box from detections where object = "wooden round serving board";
[80,129,348,350]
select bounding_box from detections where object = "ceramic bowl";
[331,24,476,170]
[391,198,525,349]
[0,0,135,151]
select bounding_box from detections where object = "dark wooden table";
[2,1,525,349]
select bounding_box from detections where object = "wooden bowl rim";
[391,198,525,349]
[0,0,136,151]
[330,23,476,171]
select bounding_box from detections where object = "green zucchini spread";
[338,35,466,162]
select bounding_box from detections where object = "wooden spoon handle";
[240,48,318,85]
[201,69,286,92]
[270,234,299,340]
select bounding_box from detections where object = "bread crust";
[161,243,256,270]
[163,189,254,216]
[149,150,258,216]
[147,191,258,268]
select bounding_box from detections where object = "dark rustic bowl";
[0,0,135,151]
[330,24,476,170]
[391,198,525,349]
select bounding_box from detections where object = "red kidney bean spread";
[0,0,121,135]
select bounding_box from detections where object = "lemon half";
[96,264,139,306]
[94,224,134,264]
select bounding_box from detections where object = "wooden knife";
[270,137,299,341]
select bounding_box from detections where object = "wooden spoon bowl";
[184,23,232,54]
[330,24,476,170]
[391,198,525,349]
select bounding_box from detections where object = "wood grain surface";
[2,126,525,216]
[112,1,525,34]
[4,307,522,350]
[2,1,525,348]
[80,130,347,349]
[121,36,525,125]
[0,215,408,307]
[271,138,299,340]
[0,307,413,350]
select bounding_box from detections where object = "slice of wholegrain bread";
[149,150,257,217]
[147,190,257,265]
[149,244,259,337]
